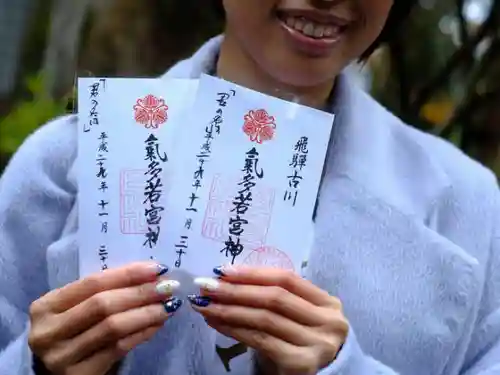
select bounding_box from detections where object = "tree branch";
[42,0,92,99]
[455,0,468,45]
[438,89,500,138]
[388,36,411,114]
[412,5,499,110]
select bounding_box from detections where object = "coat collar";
[327,74,450,221]
[165,35,451,223]
[161,39,479,375]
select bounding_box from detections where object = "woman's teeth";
[283,16,340,39]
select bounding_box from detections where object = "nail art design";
[163,297,183,314]
[213,265,240,276]
[155,280,180,296]
[213,266,225,277]
[194,277,220,291]
[187,294,212,307]
[156,264,169,276]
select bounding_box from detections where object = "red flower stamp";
[133,94,168,129]
[242,246,294,271]
[243,109,276,143]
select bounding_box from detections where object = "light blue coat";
[1,36,499,375]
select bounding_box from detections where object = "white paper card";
[78,77,198,277]
[162,74,334,276]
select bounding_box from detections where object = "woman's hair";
[210,0,418,60]
[360,1,417,59]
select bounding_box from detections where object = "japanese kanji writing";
[96,131,109,270]
[175,89,236,268]
[284,136,308,206]
[143,133,168,256]
[84,79,106,133]
[221,147,264,264]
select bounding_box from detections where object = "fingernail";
[194,277,220,291]
[213,265,237,276]
[151,264,169,276]
[213,266,225,276]
[163,297,183,314]
[155,280,180,296]
[187,294,212,307]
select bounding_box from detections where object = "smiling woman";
[211,0,415,109]
[212,0,415,60]
[1,1,500,375]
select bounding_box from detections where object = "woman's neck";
[216,33,334,110]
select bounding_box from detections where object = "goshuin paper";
[162,74,335,277]
[77,77,198,277]
[78,75,334,278]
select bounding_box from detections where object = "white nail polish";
[194,277,220,291]
[155,280,180,295]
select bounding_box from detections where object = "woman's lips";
[283,15,341,39]
[276,10,350,57]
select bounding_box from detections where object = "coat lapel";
[166,37,480,374]
[307,76,480,375]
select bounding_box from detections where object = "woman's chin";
[266,65,339,92]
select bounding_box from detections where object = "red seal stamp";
[119,168,171,234]
[133,94,168,129]
[242,246,294,271]
[243,109,276,144]
[119,169,148,234]
[201,174,275,248]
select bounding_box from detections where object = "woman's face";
[223,0,393,88]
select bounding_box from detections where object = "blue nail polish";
[188,294,212,307]
[213,266,225,277]
[157,264,169,277]
[163,297,182,314]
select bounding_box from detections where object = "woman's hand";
[189,266,349,375]
[28,262,182,375]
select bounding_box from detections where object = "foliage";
[0,0,499,175]
[370,0,500,169]
[0,74,67,154]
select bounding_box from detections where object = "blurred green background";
[0,0,499,175]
